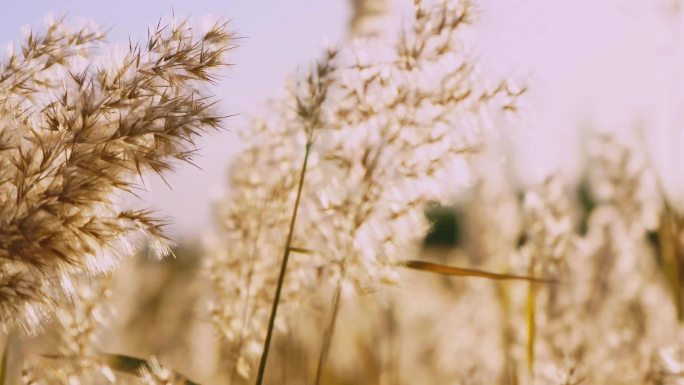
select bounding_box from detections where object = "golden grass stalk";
[0,338,7,385]
[313,269,345,385]
[525,262,537,377]
[658,207,683,321]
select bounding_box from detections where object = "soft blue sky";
[1,1,350,235]
[3,0,683,235]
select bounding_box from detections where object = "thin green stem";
[255,141,312,385]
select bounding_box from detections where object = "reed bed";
[1,1,683,384]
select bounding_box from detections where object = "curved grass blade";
[41,353,201,385]
[106,354,201,385]
[288,246,317,255]
[400,260,556,283]
[104,354,151,375]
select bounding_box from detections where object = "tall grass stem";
[255,141,313,385]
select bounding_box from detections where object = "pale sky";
[2,0,683,236]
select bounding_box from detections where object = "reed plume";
[0,16,233,335]
[204,0,523,382]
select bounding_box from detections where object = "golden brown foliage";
[0,17,233,334]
